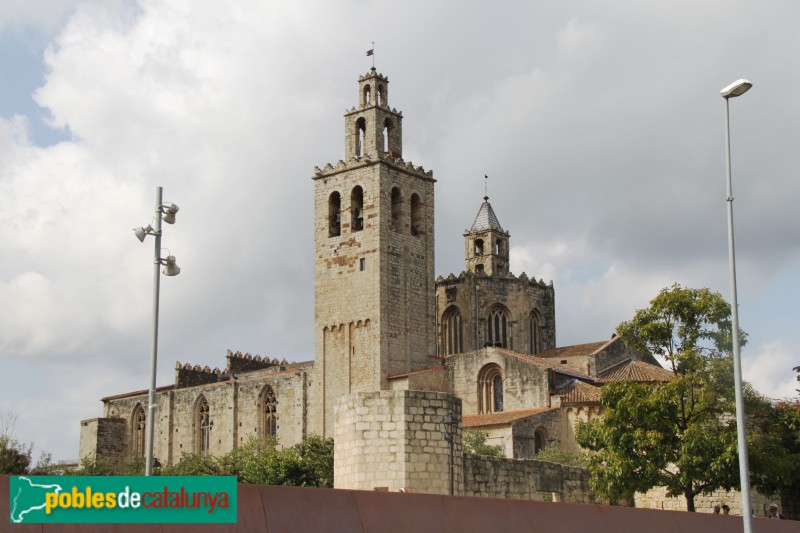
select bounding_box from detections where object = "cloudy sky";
[1,0,798,461]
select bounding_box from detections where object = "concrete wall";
[335,390,462,495]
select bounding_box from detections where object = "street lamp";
[720,78,752,532]
[133,186,181,476]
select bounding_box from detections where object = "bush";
[462,430,503,457]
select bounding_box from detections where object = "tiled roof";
[491,348,597,381]
[598,359,674,383]
[558,380,602,404]
[462,407,558,428]
[537,339,615,359]
[469,197,504,233]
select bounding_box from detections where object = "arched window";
[495,239,502,256]
[261,386,278,439]
[383,118,394,154]
[363,84,371,106]
[132,404,146,458]
[329,191,341,237]
[475,264,484,274]
[478,363,504,414]
[391,187,402,232]
[377,84,385,106]
[351,186,364,231]
[410,193,422,236]
[474,239,484,256]
[441,306,463,355]
[196,396,212,455]
[487,307,509,348]
[529,310,542,355]
[534,427,548,453]
[355,117,366,157]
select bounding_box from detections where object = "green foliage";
[747,397,800,495]
[533,442,588,468]
[616,284,744,374]
[0,436,32,474]
[156,435,333,487]
[462,430,503,457]
[578,285,747,512]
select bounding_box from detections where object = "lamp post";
[720,78,753,531]
[134,186,181,476]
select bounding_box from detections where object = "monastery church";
[80,68,671,496]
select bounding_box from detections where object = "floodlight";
[134,224,154,242]
[163,255,181,276]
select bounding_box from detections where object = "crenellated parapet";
[436,270,552,289]
[313,151,434,182]
[226,349,286,374]
[174,362,223,388]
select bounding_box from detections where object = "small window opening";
[410,193,422,236]
[351,186,364,231]
[360,258,366,271]
[496,239,502,256]
[377,84,385,106]
[363,84,371,106]
[475,264,484,273]
[475,239,484,256]
[560,360,568,365]
[383,118,394,155]
[355,117,366,157]
[329,191,341,237]
[391,187,402,232]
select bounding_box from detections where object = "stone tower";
[464,196,510,276]
[313,68,437,436]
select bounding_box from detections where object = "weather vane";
[484,174,489,200]
[366,42,375,69]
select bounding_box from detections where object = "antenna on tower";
[366,42,375,69]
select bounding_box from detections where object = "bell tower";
[312,69,436,436]
[464,196,510,276]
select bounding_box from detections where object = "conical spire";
[469,196,503,233]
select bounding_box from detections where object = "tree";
[462,430,503,457]
[576,284,744,512]
[0,408,33,475]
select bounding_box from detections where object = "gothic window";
[487,307,509,348]
[441,306,464,355]
[391,187,402,232]
[474,239,484,256]
[132,404,146,458]
[261,386,278,439]
[355,117,366,157]
[363,84,371,106]
[478,364,504,414]
[351,186,364,231]
[410,193,422,236]
[196,396,212,455]
[534,427,548,453]
[328,191,341,237]
[529,310,542,355]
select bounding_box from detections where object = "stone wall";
[78,417,126,465]
[635,486,778,517]
[462,455,601,504]
[97,367,309,466]
[335,390,462,495]
[435,271,555,356]
[448,348,551,416]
